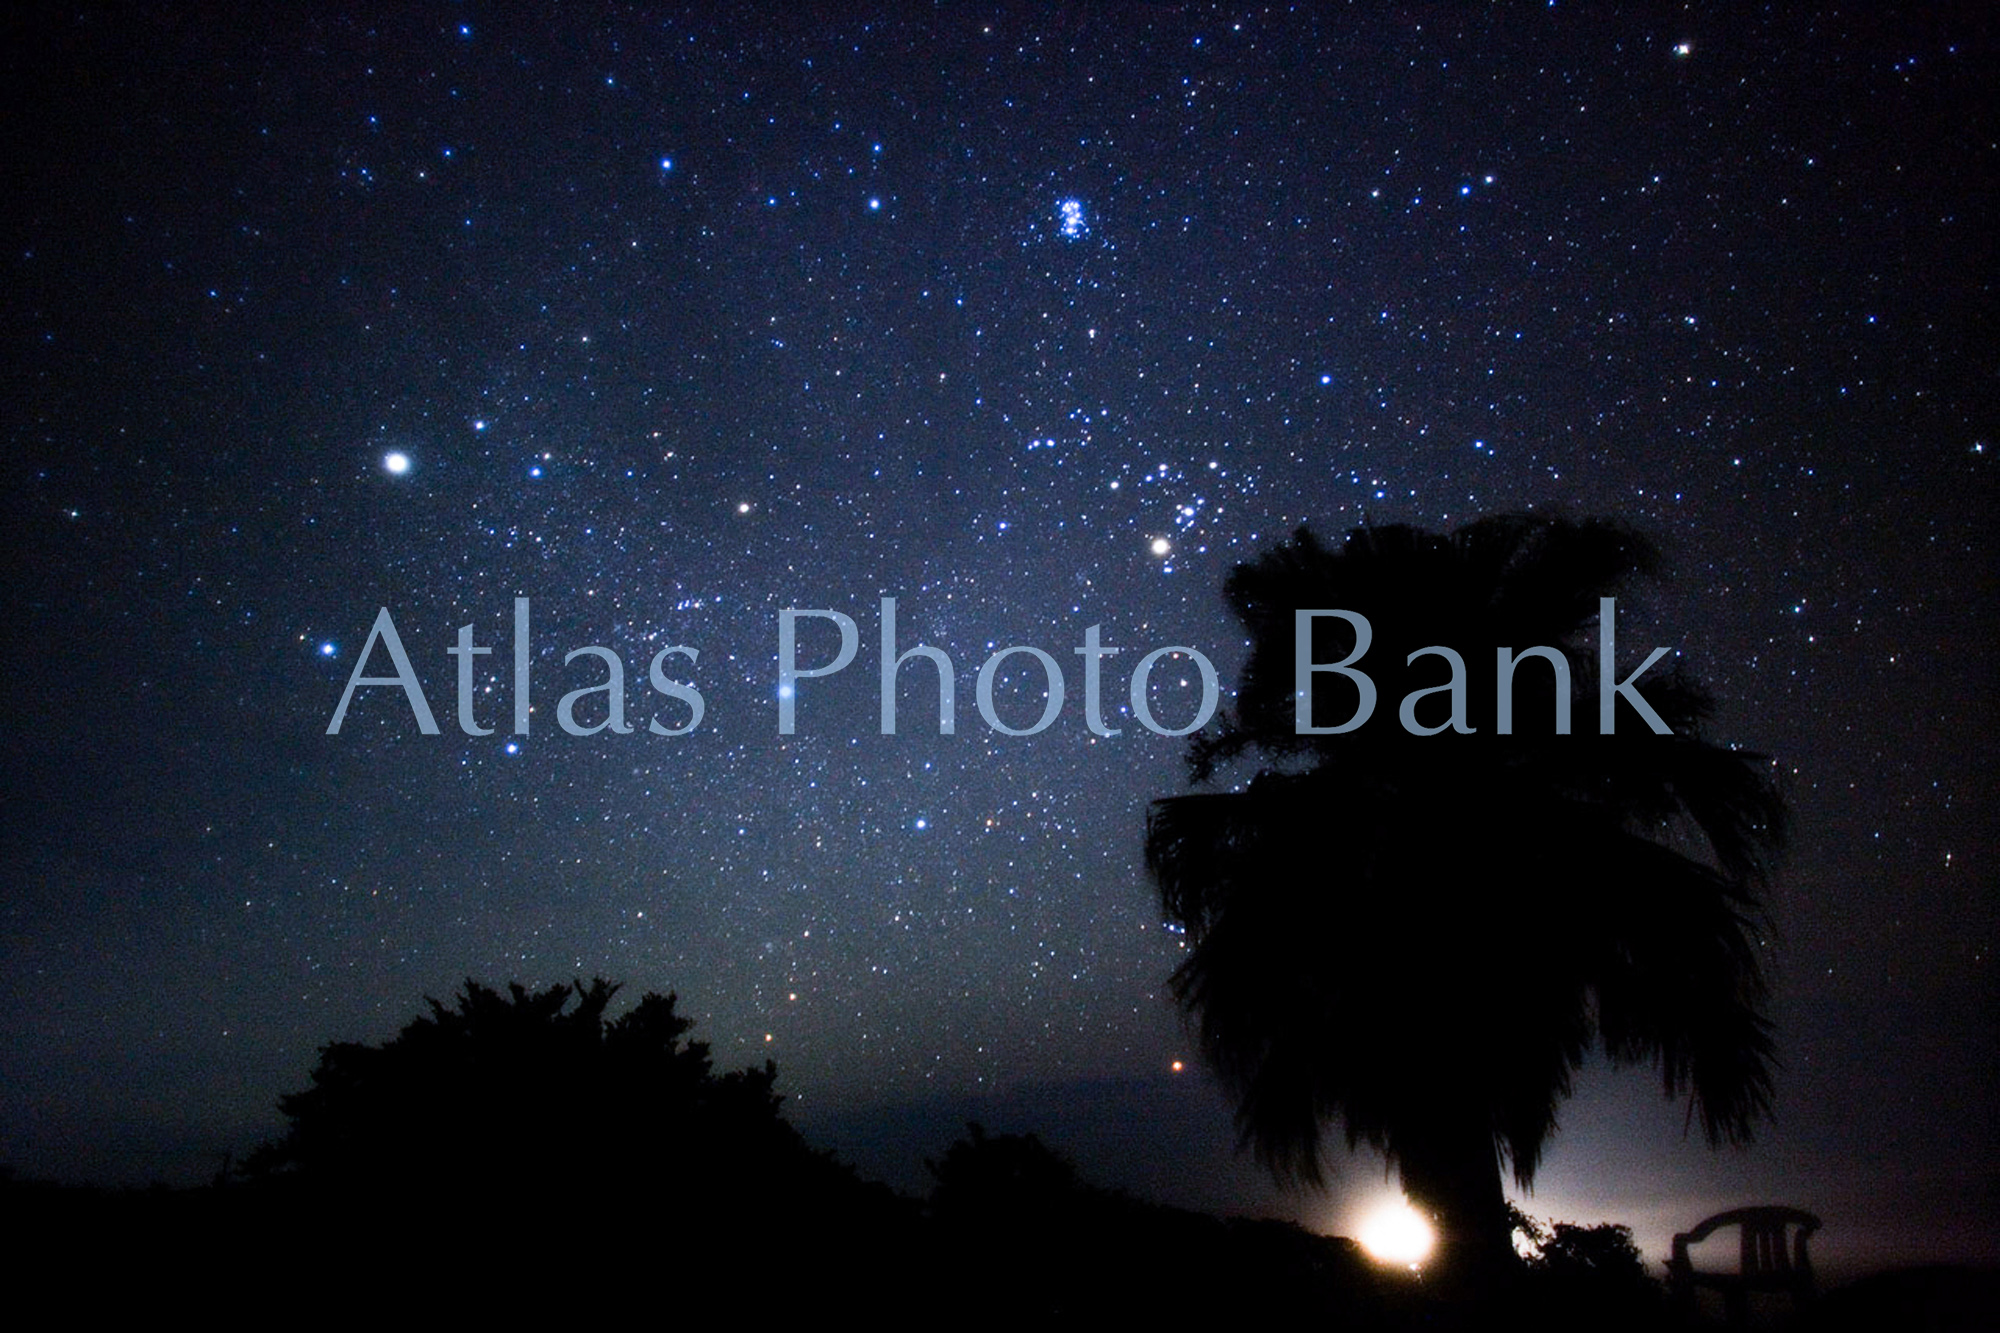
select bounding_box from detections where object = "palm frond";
[1148,514,1786,1204]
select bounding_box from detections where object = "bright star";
[319,642,336,657]
[1151,537,1171,557]
[383,451,411,475]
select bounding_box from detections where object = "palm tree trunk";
[1394,1114,1516,1298]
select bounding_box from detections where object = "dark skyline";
[3,3,1992,1275]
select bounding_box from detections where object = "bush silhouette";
[1514,1208,1669,1328]
[247,979,803,1209]
[920,1122,1379,1323]
[228,979,914,1307]
[926,1122,1085,1222]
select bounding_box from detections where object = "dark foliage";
[921,1122,1385,1323]
[926,1121,1082,1220]
[245,978,801,1206]
[229,978,913,1307]
[1514,1208,1670,1329]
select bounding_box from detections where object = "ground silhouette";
[6,974,1984,1322]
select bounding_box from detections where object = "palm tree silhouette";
[1146,516,1785,1289]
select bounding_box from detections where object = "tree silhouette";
[1146,516,1785,1290]
[247,978,807,1212]
[926,1122,1086,1223]
[233,978,916,1304]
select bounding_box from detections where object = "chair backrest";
[1671,1206,1822,1283]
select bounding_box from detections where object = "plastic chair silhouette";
[1666,1206,1821,1326]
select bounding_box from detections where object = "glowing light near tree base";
[1358,1200,1435,1268]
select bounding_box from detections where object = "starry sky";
[3,3,1993,1274]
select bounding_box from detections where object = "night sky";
[4,3,1993,1275]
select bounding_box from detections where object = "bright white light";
[1058,198,1086,238]
[1150,537,1171,557]
[1359,1200,1435,1267]
[383,451,411,475]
